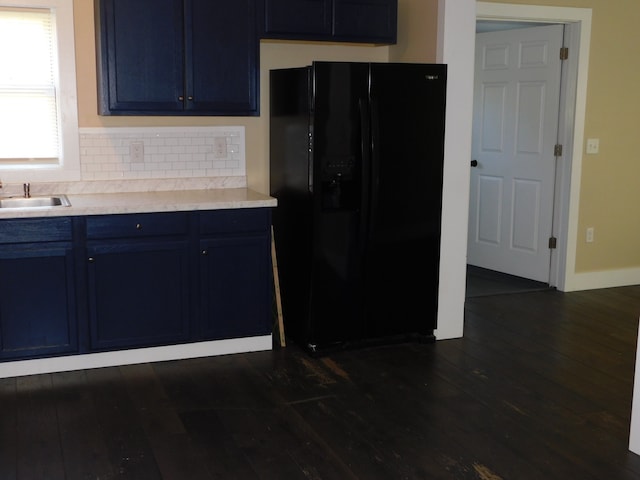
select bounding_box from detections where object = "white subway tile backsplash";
[78,126,245,182]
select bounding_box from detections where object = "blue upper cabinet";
[262,0,397,44]
[186,0,260,115]
[263,0,332,38]
[95,0,260,116]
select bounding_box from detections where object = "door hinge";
[549,237,557,249]
[560,47,569,60]
[554,144,563,156]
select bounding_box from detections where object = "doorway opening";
[467,3,592,293]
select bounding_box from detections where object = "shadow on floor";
[466,265,552,298]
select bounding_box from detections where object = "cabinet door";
[97,0,260,116]
[186,0,260,115]
[0,244,78,360]
[263,0,331,38]
[87,241,190,350]
[262,0,396,44]
[200,235,272,340]
[97,0,185,113]
[333,0,397,43]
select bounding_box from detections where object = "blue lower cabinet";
[199,234,272,340]
[85,212,191,350]
[0,208,272,361]
[198,208,272,340]
[87,240,191,350]
[0,242,78,360]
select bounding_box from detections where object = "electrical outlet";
[213,136,227,158]
[130,141,144,163]
[586,227,594,243]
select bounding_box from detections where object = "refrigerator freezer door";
[364,63,447,339]
[269,67,314,347]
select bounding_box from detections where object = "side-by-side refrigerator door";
[364,63,447,341]
[306,61,370,352]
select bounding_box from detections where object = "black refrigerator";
[270,61,447,355]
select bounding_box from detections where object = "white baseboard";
[0,335,272,379]
[563,267,640,292]
[630,322,640,454]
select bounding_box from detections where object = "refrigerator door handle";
[368,97,381,236]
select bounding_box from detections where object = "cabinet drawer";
[0,217,72,244]
[86,212,189,239]
[199,209,270,235]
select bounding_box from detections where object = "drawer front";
[0,217,72,243]
[199,208,271,235]
[86,212,189,239]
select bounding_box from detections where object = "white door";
[468,24,564,283]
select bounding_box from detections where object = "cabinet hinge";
[560,47,569,60]
[554,144,563,156]
[549,237,557,249]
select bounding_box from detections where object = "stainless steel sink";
[0,195,71,209]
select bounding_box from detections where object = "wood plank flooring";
[465,265,551,297]
[1,285,640,479]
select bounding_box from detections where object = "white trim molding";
[434,0,477,340]
[0,0,81,183]
[0,336,272,379]
[569,268,640,292]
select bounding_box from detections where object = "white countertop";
[0,187,276,219]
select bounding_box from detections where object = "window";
[0,0,79,182]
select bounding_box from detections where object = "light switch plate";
[586,138,599,154]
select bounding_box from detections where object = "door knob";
[471,159,478,167]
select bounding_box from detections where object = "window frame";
[0,0,80,182]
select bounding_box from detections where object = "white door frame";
[475,2,593,292]
[433,1,591,340]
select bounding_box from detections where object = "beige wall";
[389,0,438,62]
[479,0,640,274]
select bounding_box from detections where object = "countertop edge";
[0,188,277,219]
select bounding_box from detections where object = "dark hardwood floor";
[2,285,640,479]
[465,265,551,297]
